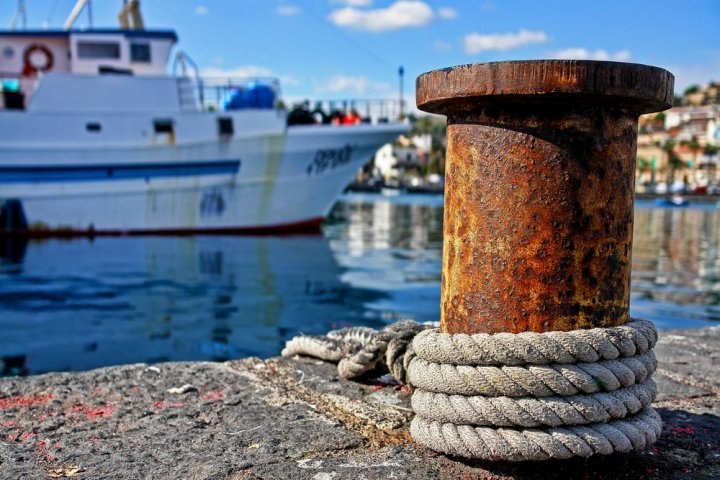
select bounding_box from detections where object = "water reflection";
[2,194,720,375]
[0,235,384,375]
[325,195,720,329]
[632,202,720,327]
[324,193,444,322]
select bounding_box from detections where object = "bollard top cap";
[416,60,674,115]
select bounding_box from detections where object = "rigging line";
[45,0,65,27]
[300,4,395,71]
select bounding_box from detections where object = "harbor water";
[1,193,720,375]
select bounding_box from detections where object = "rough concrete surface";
[0,326,718,479]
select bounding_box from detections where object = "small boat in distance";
[655,194,690,208]
[0,1,408,234]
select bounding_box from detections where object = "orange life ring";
[22,44,54,76]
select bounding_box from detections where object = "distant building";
[664,105,719,145]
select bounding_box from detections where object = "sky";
[3,0,719,107]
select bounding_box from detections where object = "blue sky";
[3,1,719,104]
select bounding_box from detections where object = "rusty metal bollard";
[417,60,673,335]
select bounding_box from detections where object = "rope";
[411,380,656,427]
[412,319,657,365]
[281,318,661,461]
[281,320,433,383]
[407,352,656,397]
[410,407,662,461]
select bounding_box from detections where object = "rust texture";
[416,61,674,334]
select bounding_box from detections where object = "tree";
[704,144,720,182]
[658,139,677,184]
[683,85,701,96]
[680,137,702,183]
[669,155,685,185]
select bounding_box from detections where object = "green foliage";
[669,155,684,170]
[704,144,720,155]
[683,85,701,96]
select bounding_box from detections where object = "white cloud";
[464,30,548,54]
[200,66,274,79]
[332,0,374,5]
[280,75,301,87]
[481,1,496,10]
[277,5,301,16]
[194,5,208,15]
[438,7,457,19]
[551,48,632,62]
[315,75,392,96]
[328,1,434,32]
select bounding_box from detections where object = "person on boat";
[330,110,344,125]
[342,110,361,125]
[311,102,329,125]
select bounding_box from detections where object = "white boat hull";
[0,123,405,233]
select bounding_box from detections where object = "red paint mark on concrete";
[203,391,224,402]
[131,386,141,392]
[2,420,17,427]
[152,401,184,409]
[85,406,116,419]
[35,440,56,462]
[672,425,696,436]
[7,431,19,441]
[19,431,35,441]
[53,442,61,449]
[0,393,53,410]
[90,436,99,443]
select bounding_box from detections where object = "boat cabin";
[0,29,176,77]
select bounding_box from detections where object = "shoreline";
[1,325,718,479]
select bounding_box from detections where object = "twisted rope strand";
[411,379,656,427]
[407,351,656,396]
[411,319,657,366]
[410,407,662,461]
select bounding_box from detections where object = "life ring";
[22,44,54,76]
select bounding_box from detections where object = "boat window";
[218,117,234,137]
[77,42,121,60]
[130,43,151,63]
[2,46,14,59]
[86,122,102,132]
[154,119,174,134]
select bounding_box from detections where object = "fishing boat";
[0,1,408,234]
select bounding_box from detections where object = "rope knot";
[282,318,661,461]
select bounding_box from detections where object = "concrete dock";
[0,325,718,479]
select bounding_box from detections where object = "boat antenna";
[9,0,28,31]
[398,65,405,120]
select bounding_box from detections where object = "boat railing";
[287,98,406,125]
[177,72,405,125]
[177,76,282,112]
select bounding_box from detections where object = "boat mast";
[8,0,27,31]
[63,0,94,30]
[118,0,145,30]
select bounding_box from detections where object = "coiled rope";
[282,318,660,461]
